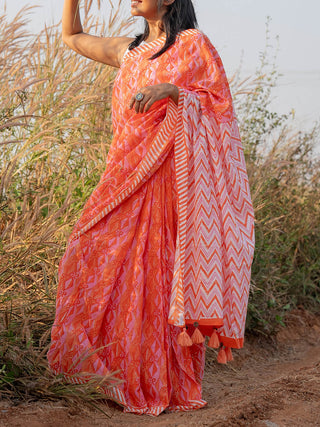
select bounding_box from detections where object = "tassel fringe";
[208,329,220,348]
[217,346,227,364]
[191,327,205,344]
[225,346,233,361]
[177,328,193,346]
[177,326,234,364]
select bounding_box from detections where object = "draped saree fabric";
[47,29,255,416]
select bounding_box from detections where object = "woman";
[47,0,255,417]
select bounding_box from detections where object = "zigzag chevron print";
[169,91,255,349]
[163,30,255,350]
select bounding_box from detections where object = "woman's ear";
[163,0,176,5]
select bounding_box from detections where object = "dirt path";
[1,308,319,427]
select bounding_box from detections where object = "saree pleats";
[48,149,206,414]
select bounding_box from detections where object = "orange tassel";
[217,346,227,364]
[225,346,234,361]
[208,329,220,348]
[191,327,205,344]
[177,328,193,347]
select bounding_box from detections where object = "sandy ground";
[1,307,319,427]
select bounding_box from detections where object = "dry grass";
[230,25,320,333]
[0,2,319,407]
[0,1,128,407]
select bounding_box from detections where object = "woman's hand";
[129,83,179,114]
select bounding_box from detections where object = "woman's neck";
[145,19,165,42]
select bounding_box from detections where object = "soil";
[1,307,319,427]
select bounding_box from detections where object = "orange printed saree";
[47,29,255,416]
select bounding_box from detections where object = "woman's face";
[131,0,167,20]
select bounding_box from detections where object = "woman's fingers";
[129,94,154,114]
[138,95,153,113]
[129,96,136,110]
[136,96,145,113]
[144,98,155,113]
[129,84,173,113]
[129,91,148,112]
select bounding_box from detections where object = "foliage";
[230,17,320,334]
[0,3,127,406]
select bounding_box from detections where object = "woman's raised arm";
[62,0,134,68]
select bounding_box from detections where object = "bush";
[231,19,320,334]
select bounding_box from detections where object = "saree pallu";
[47,29,255,416]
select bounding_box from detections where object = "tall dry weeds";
[0,1,129,406]
[231,19,320,333]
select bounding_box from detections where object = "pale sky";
[1,0,320,128]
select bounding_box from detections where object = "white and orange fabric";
[47,29,255,416]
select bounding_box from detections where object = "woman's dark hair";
[128,0,198,59]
